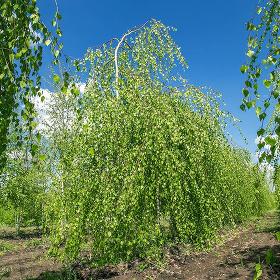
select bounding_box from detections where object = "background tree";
[241,0,280,162]
[0,0,62,169]
[0,118,47,234]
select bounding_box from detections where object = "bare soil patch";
[108,211,280,280]
[0,228,62,280]
[0,211,279,280]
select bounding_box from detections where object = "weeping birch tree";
[44,20,272,264]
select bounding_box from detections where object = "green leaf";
[270,72,276,81]
[53,74,60,83]
[54,49,60,58]
[259,152,266,162]
[273,91,279,99]
[275,117,280,124]
[245,80,252,87]
[258,142,265,149]
[240,65,248,73]
[31,144,39,156]
[265,249,276,265]
[247,50,255,58]
[264,100,270,109]
[254,263,262,280]
[45,39,51,46]
[257,7,262,14]
[259,112,267,121]
[246,101,253,109]
[30,121,38,129]
[255,68,261,78]
[71,87,80,96]
[20,80,26,88]
[61,86,68,94]
[266,154,272,163]
[240,104,246,111]
[56,28,62,37]
[257,128,265,137]
[88,147,95,156]
[15,51,22,59]
[38,154,47,161]
[256,107,262,116]
[263,80,272,88]
[36,132,41,142]
[242,88,249,97]
[275,126,280,137]
[56,12,62,20]
[265,136,276,146]
[275,231,280,241]
[247,22,257,31]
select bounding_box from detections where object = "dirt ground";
[0,211,280,280]
[0,228,62,280]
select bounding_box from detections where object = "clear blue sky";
[38,0,261,154]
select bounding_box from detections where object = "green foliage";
[43,20,273,264]
[0,241,14,255]
[0,1,275,272]
[0,125,47,230]
[273,164,280,205]
[2,167,45,227]
[265,248,276,265]
[0,206,14,226]
[254,262,262,280]
[241,0,280,162]
[0,0,63,169]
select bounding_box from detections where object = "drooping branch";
[114,21,149,98]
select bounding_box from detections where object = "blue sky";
[38,0,261,154]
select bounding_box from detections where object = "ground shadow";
[0,229,41,240]
[27,266,120,280]
[255,210,280,234]
[26,270,76,280]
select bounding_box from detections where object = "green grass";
[0,241,15,255]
